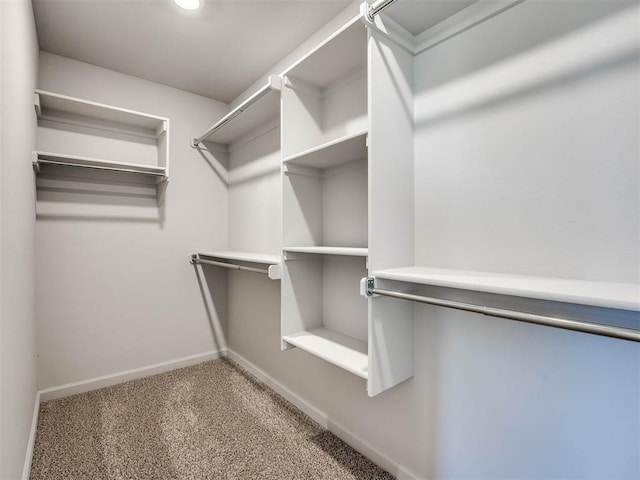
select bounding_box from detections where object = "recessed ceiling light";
[174,0,200,10]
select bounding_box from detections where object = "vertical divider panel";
[367,29,416,396]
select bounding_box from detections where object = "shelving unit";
[279,16,407,396]
[373,267,640,311]
[33,90,169,189]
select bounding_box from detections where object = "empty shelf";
[283,327,368,379]
[283,130,368,169]
[35,90,167,139]
[284,246,368,257]
[373,266,640,311]
[284,19,366,90]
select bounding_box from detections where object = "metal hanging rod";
[364,279,640,343]
[34,158,166,177]
[191,75,281,148]
[367,0,399,21]
[190,254,269,275]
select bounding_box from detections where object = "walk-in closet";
[1,0,639,479]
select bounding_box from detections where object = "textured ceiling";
[32,0,481,104]
[32,0,353,103]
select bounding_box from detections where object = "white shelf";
[283,130,367,169]
[33,151,167,184]
[284,246,368,257]
[284,18,366,90]
[195,75,281,146]
[373,267,640,311]
[197,250,280,265]
[283,327,368,379]
[35,89,167,139]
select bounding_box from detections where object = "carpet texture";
[30,359,394,479]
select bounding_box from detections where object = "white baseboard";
[39,349,226,402]
[226,349,422,480]
[23,390,41,480]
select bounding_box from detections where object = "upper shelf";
[373,266,640,311]
[35,89,167,139]
[283,130,367,169]
[193,75,282,147]
[283,17,366,90]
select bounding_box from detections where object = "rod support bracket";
[190,138,201,149]
[361,277,377,298]
[190,254,199,264]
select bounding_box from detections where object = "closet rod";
[35,159,166,176]
[366,0,399,21]
[191,255,269,275]
[365,282,640,343]
[191,75,280,147]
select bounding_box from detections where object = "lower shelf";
[283,327,368,379]
[33,151,167,184]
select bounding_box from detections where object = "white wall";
[226,1,639,479]
[36,53,230,388]
[0,0,39,477]
[410,3,639,477]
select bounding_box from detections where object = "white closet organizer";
[281,16,414,396]
[361,1,640,340]
[33,90,169,187]
[191,74,283,279]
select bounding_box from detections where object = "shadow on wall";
[192,262,228,354]
[34,172,166,225]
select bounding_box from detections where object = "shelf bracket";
[361,277,378,298]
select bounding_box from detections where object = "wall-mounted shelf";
[33,151,167,184]
[282,327,368,379]
[193,251,282,280]
[192,75,282,148]
[284,246,368,257]
[283,130,367,169]
[34,90,169,189]
[35,89,168,139]
[373,267,640,311]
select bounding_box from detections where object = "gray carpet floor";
[30,358,394,479]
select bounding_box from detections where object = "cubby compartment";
[281,254,368,378]
[281,19,367,159]
[283,157,367,250]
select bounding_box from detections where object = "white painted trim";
[226,349,329,428]
[226,348,420,479]
[38,349,226,402]
[414,0,524,54]
[22,390,41,480]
